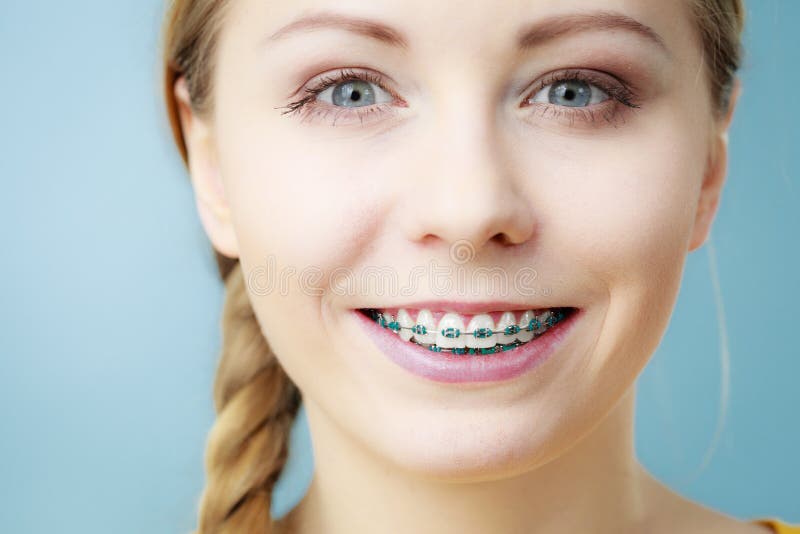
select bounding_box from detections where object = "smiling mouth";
[358,306,576,355]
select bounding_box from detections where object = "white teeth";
[516,310,536,342]
[465,314,496,349]
[436,312,466,349]
[413,309,438,344]
[495,311,518,344]
[371,306,563,350]
[383,312,395,335]
[534,310,551,335]
[396,309,414,342]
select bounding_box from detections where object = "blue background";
[1,1,797,532]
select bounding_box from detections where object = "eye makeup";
[275,64,645,129]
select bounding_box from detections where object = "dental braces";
[365,307,569,354]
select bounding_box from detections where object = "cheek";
[218,136,362,268]
[212,118,396,401]
[527,114,708,385]
[525,112,706,296]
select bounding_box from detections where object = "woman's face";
[180,0,732,477]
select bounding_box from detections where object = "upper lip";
[360,300,563,314]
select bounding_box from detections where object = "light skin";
[175,0,764,532]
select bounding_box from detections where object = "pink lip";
[352,307,582,384]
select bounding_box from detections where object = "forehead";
[222,0,697,61]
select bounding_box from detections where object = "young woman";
[160,0,798,532]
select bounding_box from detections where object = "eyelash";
[278,68,401,127]
[277,67,641,128]
[523,68,641,127]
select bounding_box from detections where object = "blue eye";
[331,80,373,107]
[321,79,392,108]
[278,67,639,128]
[529,79,610,107]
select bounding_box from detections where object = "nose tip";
[413,194,533,254]
[405,180,537,265]
[405,141,536,256]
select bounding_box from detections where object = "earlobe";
[173,77,240,259]
[688,80,742,252]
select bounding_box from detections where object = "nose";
[402,107,536,256]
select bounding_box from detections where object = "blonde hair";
[159,1,746,532]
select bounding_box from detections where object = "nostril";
[493,232,512,246]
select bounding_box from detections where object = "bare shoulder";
[639,471,774,534]
[684,514,776,534]
[672,511,774,534]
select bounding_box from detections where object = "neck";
[286,386,654,534]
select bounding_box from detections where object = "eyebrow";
[263,9,669,56]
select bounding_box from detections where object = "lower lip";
[352,307,582,384]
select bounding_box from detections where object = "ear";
[688,79,742,252]
[174,76,240,259]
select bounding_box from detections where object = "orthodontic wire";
[366,308,569,354]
